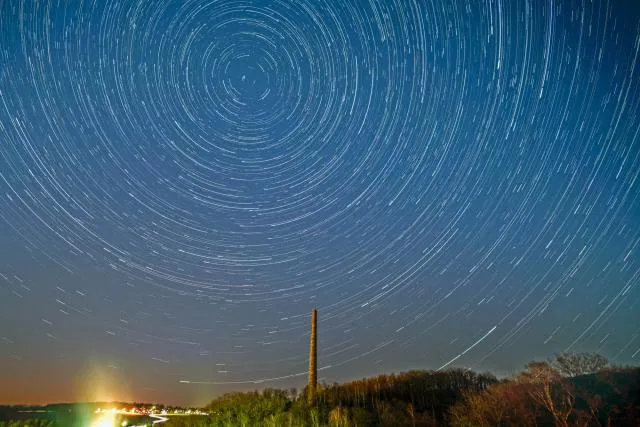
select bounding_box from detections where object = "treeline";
[182,369,495,426]
[163,352,639,427]
[2,353,637,426]
[450,362,639,426]
[320,369,497,425]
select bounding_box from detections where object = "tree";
[407,403,416,427]
[328,406,350,427]
[519,361,574,427]
[349,407,375,427]
[552,352,609,377]
[449,380,540,427]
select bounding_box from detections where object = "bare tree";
[520,361,574,427]
[552,352,609,377]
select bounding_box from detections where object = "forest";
[163,353,639,427]
[1,353,638,426]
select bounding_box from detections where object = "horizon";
[2,358,633,407]
[1,0,639,408]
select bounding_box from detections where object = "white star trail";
[0,0,638,402]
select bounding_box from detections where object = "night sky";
[1,0,639,406]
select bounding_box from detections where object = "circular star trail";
[0,0,639,402]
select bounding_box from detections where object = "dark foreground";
[2,353,639,426]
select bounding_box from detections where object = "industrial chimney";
[308,308,317,400]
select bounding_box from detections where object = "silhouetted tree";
[552,352,609,377]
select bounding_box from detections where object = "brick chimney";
[308,308,317,400]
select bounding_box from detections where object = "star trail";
[1,0,639,405]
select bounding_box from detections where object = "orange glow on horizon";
[74,361,133,403]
